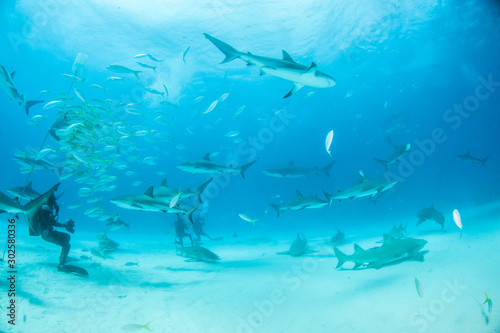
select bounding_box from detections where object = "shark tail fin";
[333,247,348,269]
[23,100,44,115]
[322,160,335,177]
[185,206,198,224]
[194,178,213,202]
[203,33,241,64]
[373,158,389,171]
[239,160,257,179]
[416,218,425,227]
[23,183,60,233]
[269,203,281,217]
[133,71,141,80]
[482,156,489,167]
[323,189,334,206]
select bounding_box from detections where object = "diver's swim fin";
[58,264,89,276]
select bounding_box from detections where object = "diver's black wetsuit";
[192,218,214,241]
[31,194,74,269]
[174,214,192,246]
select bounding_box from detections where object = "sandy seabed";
[1,207,499,333]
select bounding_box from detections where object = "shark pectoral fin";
[283,83,304,98]
[10,71,15,79]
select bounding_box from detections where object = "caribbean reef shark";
[110,187,197,223]
[0,183,60,234]
[0,65,44,115]
[323,171,397,204]
[334,234,428,269]
[269,190,328,217]
[416,205,445,229]
[456,150,489,166]
[177,153,256,179]
[263,160,334,179]
[175,240,221,262]
[153,178,212,202]
[203,33,336,98]
[374,143,410,171]
[7,181,41,201]
[277,233,316,256]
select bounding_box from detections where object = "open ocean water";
[1,1,499,332]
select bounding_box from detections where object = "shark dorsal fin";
[202,153,211,161]
[353,244,365,254]
[26,181,33,190]
[10,71,15,79]
[382,233,396,244]
[358,170,367,182]
[288,160,295,166]
[296,190,303,197]
[144,186,154,197]
[303,62,317,76]
[160,178,167,187]
[282,50,295,63]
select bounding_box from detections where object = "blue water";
[1,0,500,332]
[1,1,499,233]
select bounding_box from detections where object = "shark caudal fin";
[333,247,348,269]
[194,178,213,202]
[373,158,389,171]
[239,160,257,179]
[23,100,44,115]
[269,203,281,217]
[23,183,60,233]
[203,33,241,64]
[482,156,490,167]
[323,190,334,206]
[185,205,198,224]
[322,160,335,177]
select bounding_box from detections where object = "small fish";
[225,131,240,137]
[170,190,182,208]
[61,74,84,82]
[125,262,139,266]
[106,65,141,80]
[107,77,125,81]
[484,292,492,313]
[67,204,81,210]
[147,54,163,62]
[90,84,109,92]
[453,209,463,239]
[219,92,229,103]
[132,181,146,186]
[122,321,153,331]
[43,100,64,110]
[325,130,334,157]
[232,105,245,118]
[136,62,157,73]
[203,100,218,114]
[238,214,258,226]
[176,144,187,150]
[193,96,203,104]
[133,54,148,58]
[74,88,86,104]
[412,268,424,298]
[183,45,191,63]
[80,255,92,261]
[144,87,164,95]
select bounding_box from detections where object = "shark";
[416,205,445,229]
[153,178,213,202]
[456,150,489,167]
[177,153,257,179]
[269,190,328,217]
[330,229,346,246]
[109,187,197,223]
[277,233,316,256]
[323,171,397,204]
[0,183,60,234]
[263,160,335,179]
[203,33,336,98]
[175,240,221,262]
[0,64,44,115]
[374,143,410,171]
[334,234,428,269]
[7,181,41,201]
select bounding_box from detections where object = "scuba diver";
[174,213,193,246]
[192,217,222,242]
[30,194,85,274]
